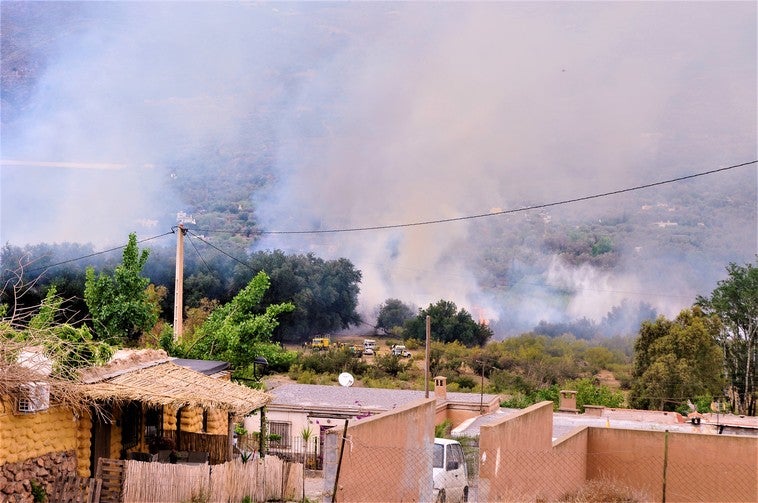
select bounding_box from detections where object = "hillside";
[1,2,755,337]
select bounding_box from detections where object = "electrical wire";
[246,159,757,235]
[8,159,756,275]
[20,231,175,276]
[185,232,214,275]
[185,230,256,272]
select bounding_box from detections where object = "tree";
[301,426,313,499]
[403,299,492,347]
[2,286,114,389]
[697,260,758,415]
[376,298,415,335]
[173,271,294,374]
[245,251,362,343]
[600,300,658,337]
[84,233,158,345]
[501,378,623,411]
[629,308,725,411]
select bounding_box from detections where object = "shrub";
[435,419,452,438]
[405,338,421,350]
[297,348,368,376]
[374,353,412,377]
[31,481,46,503]
[559,477,648,502]
[501,393,535,409]
[453,375,477,390]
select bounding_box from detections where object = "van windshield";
[433,443,444,468]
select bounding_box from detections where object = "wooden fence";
[118,456,301,502]
[51,474,102,503]
[96,458,124,503]
[162,430,231,464]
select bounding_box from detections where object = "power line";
[185,233,214,275]
[247,159,756,235]
[185,230,256,272]
[19,231,175,276]
[8,159,756,276]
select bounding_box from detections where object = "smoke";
[254,2,757,331]
[1,2,755,335]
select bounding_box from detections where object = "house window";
[267,421,291,448]
[144,406,163,444]
[121,402,141,451]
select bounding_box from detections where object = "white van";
[363,339,377,355]
[433,438,469,502]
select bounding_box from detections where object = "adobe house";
[0,349,271,501]
[246,376,499,457]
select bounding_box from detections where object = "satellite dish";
[338,372,355,387]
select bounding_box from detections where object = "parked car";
[391,344,412,357]
[433,438,469,503]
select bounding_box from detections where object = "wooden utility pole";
[173,224,186,342]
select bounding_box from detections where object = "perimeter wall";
[478,401,758,503]
[323,398,435,503]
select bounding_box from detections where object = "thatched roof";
[76,359,271,417]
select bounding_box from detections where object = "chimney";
[434,376,447,401]
[558,390,579,413]
[584,405,604,417]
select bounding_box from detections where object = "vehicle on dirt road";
[362,339,377,355]
[391,344,412,357]
[311,337,331,351]
[433,438,468,503]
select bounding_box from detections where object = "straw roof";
[76,360,272,417]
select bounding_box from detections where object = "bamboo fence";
[122,461,209,503]
[120,456,302,503]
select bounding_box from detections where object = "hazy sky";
[1,2,756,330]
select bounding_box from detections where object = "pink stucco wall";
[325,398,436,502]
[478,401,587,501]
[478,401,757,503]
[588,427,758,502]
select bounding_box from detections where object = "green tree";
[376,298,415,335]
[240,251,362,343]
[84,233,157,345]
[297,347,367,378]
[501,378,623,411]
[404,300,492,347]
[568,377,624,411]
[629,308,725,411]
[697,260,758,415]
[2,287,114,380]
[174,271,294,375]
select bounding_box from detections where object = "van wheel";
[463,487,469,502]
[435,490,446,503]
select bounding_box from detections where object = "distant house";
[246,376,500,454]
[0,349,271,501]
[452,393,758,438]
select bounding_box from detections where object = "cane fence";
[119,456,302,502]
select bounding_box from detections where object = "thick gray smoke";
[2,2,756,335]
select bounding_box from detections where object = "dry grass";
[559,478,650,503]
